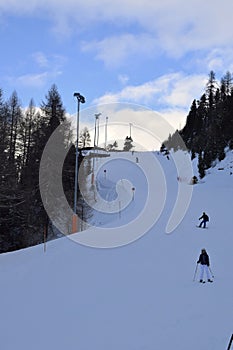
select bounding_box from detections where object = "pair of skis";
[199,280,213,284]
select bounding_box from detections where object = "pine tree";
[123,136,133,151]
[206,71,217,111]
[0,89,8,171]
[36,84,70,242]
[8,91,22,162]
[0,91,25,252]
[79,127,91,148]
[18,85,72,249]
[164,71,233,178]
[107,141,118,151]
[181,99,197,149]
[198,152,205,179]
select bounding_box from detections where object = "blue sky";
[1,0,233,132]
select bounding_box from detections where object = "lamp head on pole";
[73,92,85,104]
[95,113,101,119]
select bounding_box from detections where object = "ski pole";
[208,266,214,278]
[193,263,198,281]
[227,334,233,350]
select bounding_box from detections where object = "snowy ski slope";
[0,150,233,350]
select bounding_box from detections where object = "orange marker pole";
[72,214,78,233]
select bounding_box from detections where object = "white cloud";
[1,0,233,60]
[32,52,49,68]
[69,69,208,149]
[7,69,62,88]
[69,102,188,151]
[81,33,158,68]
[162,74,207,108]
[90,72,208,134]
[93,75,170,106]
[159,108,187,131]
[2,0,233,116]
[75,104,179,151]
[203,48,233,74]
[93,72,206,109]
[8,72,49,88]
[31,52,66,70]
[118,74,129,85]
[5,52,66,89]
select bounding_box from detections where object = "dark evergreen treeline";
[165,71,233,178]
[0,84,78,253]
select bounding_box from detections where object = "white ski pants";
[199,264,211,280]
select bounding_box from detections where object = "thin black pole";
[227,334,233,350]
[105,116,108,150]
[193,263,198,281]
[73,93,85,215]
[73,99,80,214]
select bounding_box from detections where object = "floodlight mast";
[105,116,108,150]
[73,92,85,218]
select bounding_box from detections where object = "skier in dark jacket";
[197,249,213,283]
[198,212,209,228]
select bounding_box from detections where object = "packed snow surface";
[0,150,233,350]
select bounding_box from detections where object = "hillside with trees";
[0,84,79,253]
[164,71,233,178]
[2,70,233,252]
